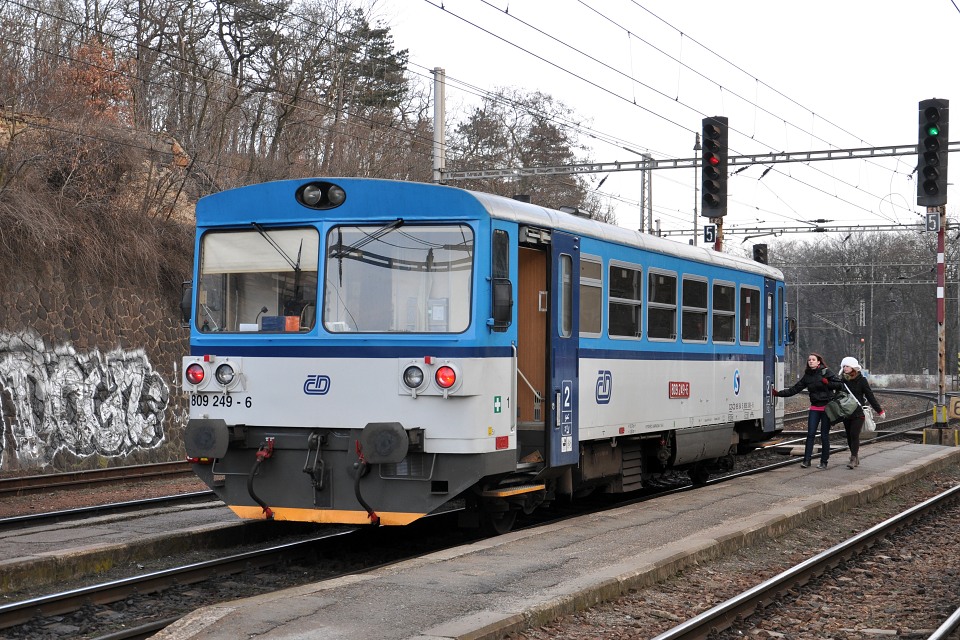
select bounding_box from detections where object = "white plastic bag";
[862,405,876,432]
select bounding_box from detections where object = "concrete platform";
[0,504,282,594]
[153,442,960,640]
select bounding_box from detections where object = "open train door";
[548,231,580,467]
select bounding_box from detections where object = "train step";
[481,483,546,498]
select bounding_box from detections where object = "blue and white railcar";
[181,178,791,533]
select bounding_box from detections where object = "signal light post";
[918,99,948,207]
[701,116,728,251]
[917,99,951,435]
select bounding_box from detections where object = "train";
[180,178,793,534]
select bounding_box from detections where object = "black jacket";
[842,372,882,417]
[777,366,842,407]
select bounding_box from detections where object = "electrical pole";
[432,68,445,184]
[693,133,701,246]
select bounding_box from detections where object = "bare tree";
[447,87,601,216]
[773,230,943,375]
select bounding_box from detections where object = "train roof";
[197,178,783,281]
[467,188,784,280]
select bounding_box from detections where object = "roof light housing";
[297,181,347,210]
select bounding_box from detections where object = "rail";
[650,483,960,640]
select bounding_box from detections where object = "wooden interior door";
[517,247,546,425]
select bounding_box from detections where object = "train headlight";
[301,183,323,206]
[435,365,457,389]
[327,185,346,206]
[403,365,425,389]
[186,363,205,385]
[215,363,236,385]
[296,181,346,210]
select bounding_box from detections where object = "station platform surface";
[154,441,960,640]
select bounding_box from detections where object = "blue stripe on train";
[191,344,764,361]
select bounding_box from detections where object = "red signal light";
[435,365,457,389]
[186,363,205,385]
[707,154,719,166]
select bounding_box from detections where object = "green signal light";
[927,124,941,136]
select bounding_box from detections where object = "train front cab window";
[322,223,474,333]
[196,227,319,333]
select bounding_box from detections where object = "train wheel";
[479,499,517,536]
[688,463,710,486]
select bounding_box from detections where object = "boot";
[851,455,859,468]
[846,456,854,469]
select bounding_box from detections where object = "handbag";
[862,405,876,432]
[824,383,861,424]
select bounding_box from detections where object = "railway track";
[0,461,192,496]
[4,413,938,639]
[0,388,942,638]
[650,482,960,640]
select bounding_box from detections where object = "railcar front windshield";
[323,223,474,333]
[196,227,319,333]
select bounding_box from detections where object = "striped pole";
[936,205,947,426]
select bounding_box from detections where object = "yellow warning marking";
[481,483,546,498]
[229,505,425,526]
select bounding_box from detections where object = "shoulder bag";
[824,383,861,424]
[862,405,876,432]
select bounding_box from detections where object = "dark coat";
[841,372,882,417]
[776,366,842,407]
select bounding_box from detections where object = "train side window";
[681,276,707,342]
[740,286,761,345]
[647,271,677,341]
[765,291,774,348]
[713,282,736,344]
[580,255,602,336]
[559,254,573,338]
[608,262,642,338]
[491,229,512,331]
[777,287,784,346]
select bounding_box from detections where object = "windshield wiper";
[252,222,306,315]
[331,218,404,259]
[251,222,301,272]
[332,219,404,286]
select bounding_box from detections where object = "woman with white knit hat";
[839,356,885,469]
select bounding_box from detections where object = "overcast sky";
[377,0,960,249]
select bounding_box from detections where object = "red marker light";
[186,363,205,385]
[435,366,457,389]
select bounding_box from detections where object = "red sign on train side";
[668,381,690,399]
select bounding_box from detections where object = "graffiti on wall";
[0,331,168,466]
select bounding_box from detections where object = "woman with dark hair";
[772,353,842,469]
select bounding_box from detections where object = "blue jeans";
[804,410,831,464]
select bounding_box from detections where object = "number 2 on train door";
[560,379,573,451]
